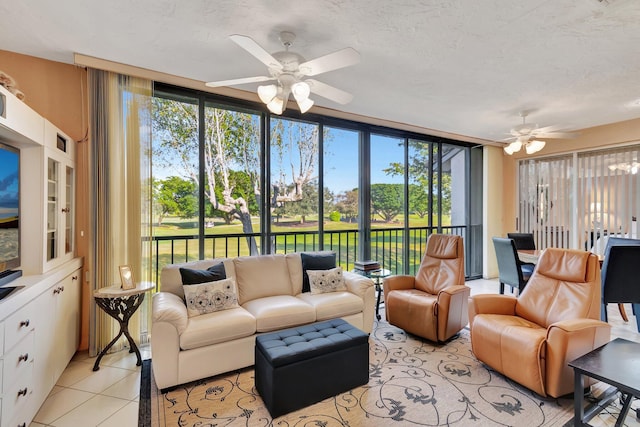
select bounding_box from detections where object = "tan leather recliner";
[383,234,469,342]
[469,248,611,398]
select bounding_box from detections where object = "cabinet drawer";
[1,363,32,427]
[2,332,34,392]
[4,304,34,350]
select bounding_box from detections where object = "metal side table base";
[92,282,154,371]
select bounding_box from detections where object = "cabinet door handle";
[72,275,79,281]
[18,353,29,362]
[17,387,28,397]
[53,288,60,295]
[19,319,30,328]
[18,423,27,427]
[61,208,70,213]
[60,285,65,292]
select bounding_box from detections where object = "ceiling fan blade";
[299,47,360,76]
[534,131,578,139]
[229,34,283,70]
[205,75,275,88]
[306,79,353,104]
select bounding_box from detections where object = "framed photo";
[119,265,136,290]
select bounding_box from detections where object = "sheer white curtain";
[578,146,640,255]
[87,69,152,356]
[517,155,573,249]
[517,145,640,253]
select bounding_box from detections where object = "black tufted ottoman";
[255,318,369,417]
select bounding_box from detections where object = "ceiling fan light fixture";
[292,81,311,101]
[258,84,278,104]
[296,97,314,113]
[504,144,516,155]
[267,96,285,114]
[526,139,546,154]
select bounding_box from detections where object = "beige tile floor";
[30,278,639,426]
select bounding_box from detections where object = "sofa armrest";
[343,271,375,298]
[545,318,611,397]
[468,294,517,326]
[152,292,189,335]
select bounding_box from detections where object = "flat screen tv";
[0,142,20,280]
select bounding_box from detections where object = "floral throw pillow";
[183,277,239,317]
[307,267,347,294]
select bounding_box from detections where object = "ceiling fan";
[206,31,360,114]
[503,111,577,155]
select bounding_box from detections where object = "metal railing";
[148,225,467,286]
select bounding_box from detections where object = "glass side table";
[92,281,154,371]
[353,268,391,320]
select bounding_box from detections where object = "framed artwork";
[119,265,135,290]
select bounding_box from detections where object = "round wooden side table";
[92,281,154,371]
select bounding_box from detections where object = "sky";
[0,146,19,219]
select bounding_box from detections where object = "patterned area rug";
[141,320,585,426]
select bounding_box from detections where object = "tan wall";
[1,50,91,350]
[0,50,86,141]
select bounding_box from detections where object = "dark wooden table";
[569,338,640,426]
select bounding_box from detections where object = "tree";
[383,140,454,220]
[371,183,403,222]
[153,176,198,225]
[154,101,262,252]
[270,118,320,207]
[284,181,318,223]
[153,99,321,254]
[409,184,429,218]
[335,189,359,223]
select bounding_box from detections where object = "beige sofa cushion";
[179,307,256,350]
[234,254,293,304]
[297,292,363,321]
[285,252,304,295]
[241,295,315,332]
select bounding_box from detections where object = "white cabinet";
[0,261,82,427]
[0,300,36,427]
[21,121,76,275]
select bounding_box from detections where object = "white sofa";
[151,253,375,390]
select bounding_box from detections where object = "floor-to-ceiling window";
[269,117,319,252]
[370,134,405,272]
[324,126,361,267]
[149,83,483,282]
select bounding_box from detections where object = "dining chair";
[600,237,640,332]
[506,232,536,250]
[492,237,532,294]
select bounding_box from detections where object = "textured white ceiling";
[1,0,640,144]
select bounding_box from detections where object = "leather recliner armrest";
[468,294,517,326]
[383,275,415,292]
[152,292,189,335]
[544,318,611,397]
